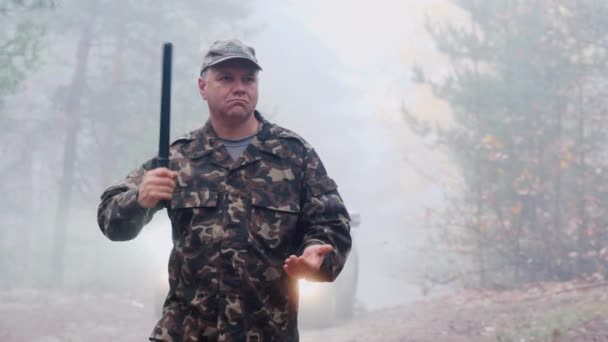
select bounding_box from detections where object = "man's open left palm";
[283,244,333,279]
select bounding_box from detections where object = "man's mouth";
[228,99,247,105]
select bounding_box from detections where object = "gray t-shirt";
[217,134,256,160]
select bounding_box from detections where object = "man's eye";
[220,76,232,81]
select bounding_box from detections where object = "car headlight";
[298,279,323,299]
[159,270,169,287]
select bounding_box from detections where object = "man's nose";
[232,80,247,94]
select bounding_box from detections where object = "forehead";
[209,59,259,74]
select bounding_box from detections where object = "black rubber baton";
[158,42,172,168]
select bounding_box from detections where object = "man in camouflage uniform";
[97,39,352,341]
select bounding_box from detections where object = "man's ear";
[198,76,207,100]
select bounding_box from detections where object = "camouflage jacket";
[97,112,352,342]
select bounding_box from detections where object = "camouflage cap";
[200,39,262,74]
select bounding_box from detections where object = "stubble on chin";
[221,107,255,126]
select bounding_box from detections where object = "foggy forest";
[3,0,608,341]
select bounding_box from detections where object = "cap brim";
[202,56,262,73]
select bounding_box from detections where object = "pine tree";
[410,0,608,288]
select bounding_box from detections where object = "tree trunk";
[49,15,95,288]
[577,84,588,274]
[100,5,128,187]
[552,102,563,279]
[14,147,33,287]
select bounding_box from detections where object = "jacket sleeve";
[97,158,162,241]
[298,148,352,282]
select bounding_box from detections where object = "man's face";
[198,59,259,125]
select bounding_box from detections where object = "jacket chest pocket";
[169,188,219,244]
[248,187,300,257]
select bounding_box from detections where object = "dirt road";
[2,281,608,341]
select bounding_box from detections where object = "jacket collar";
[181,111,286,166]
